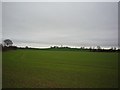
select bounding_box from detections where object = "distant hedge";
[2,46,18,51]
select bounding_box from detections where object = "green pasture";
[2,49,118,88]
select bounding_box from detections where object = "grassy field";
[2,49,118,88]
[0,51,2,89]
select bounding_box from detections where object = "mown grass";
[2,49,118,88]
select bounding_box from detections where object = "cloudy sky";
[2,2,118,48]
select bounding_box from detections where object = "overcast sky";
[2,2,118,48]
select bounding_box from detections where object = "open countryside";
[2,49,118,88]
[2,2,119,88]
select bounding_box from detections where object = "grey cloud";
[2,2,118,48]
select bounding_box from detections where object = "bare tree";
[97,46,101,50]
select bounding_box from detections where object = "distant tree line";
[1,39,120,52]
[89,46,118,52]
[50,45,119,52]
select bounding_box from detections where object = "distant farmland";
[2,49,118,88]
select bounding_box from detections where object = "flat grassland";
[2,49,118,88]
